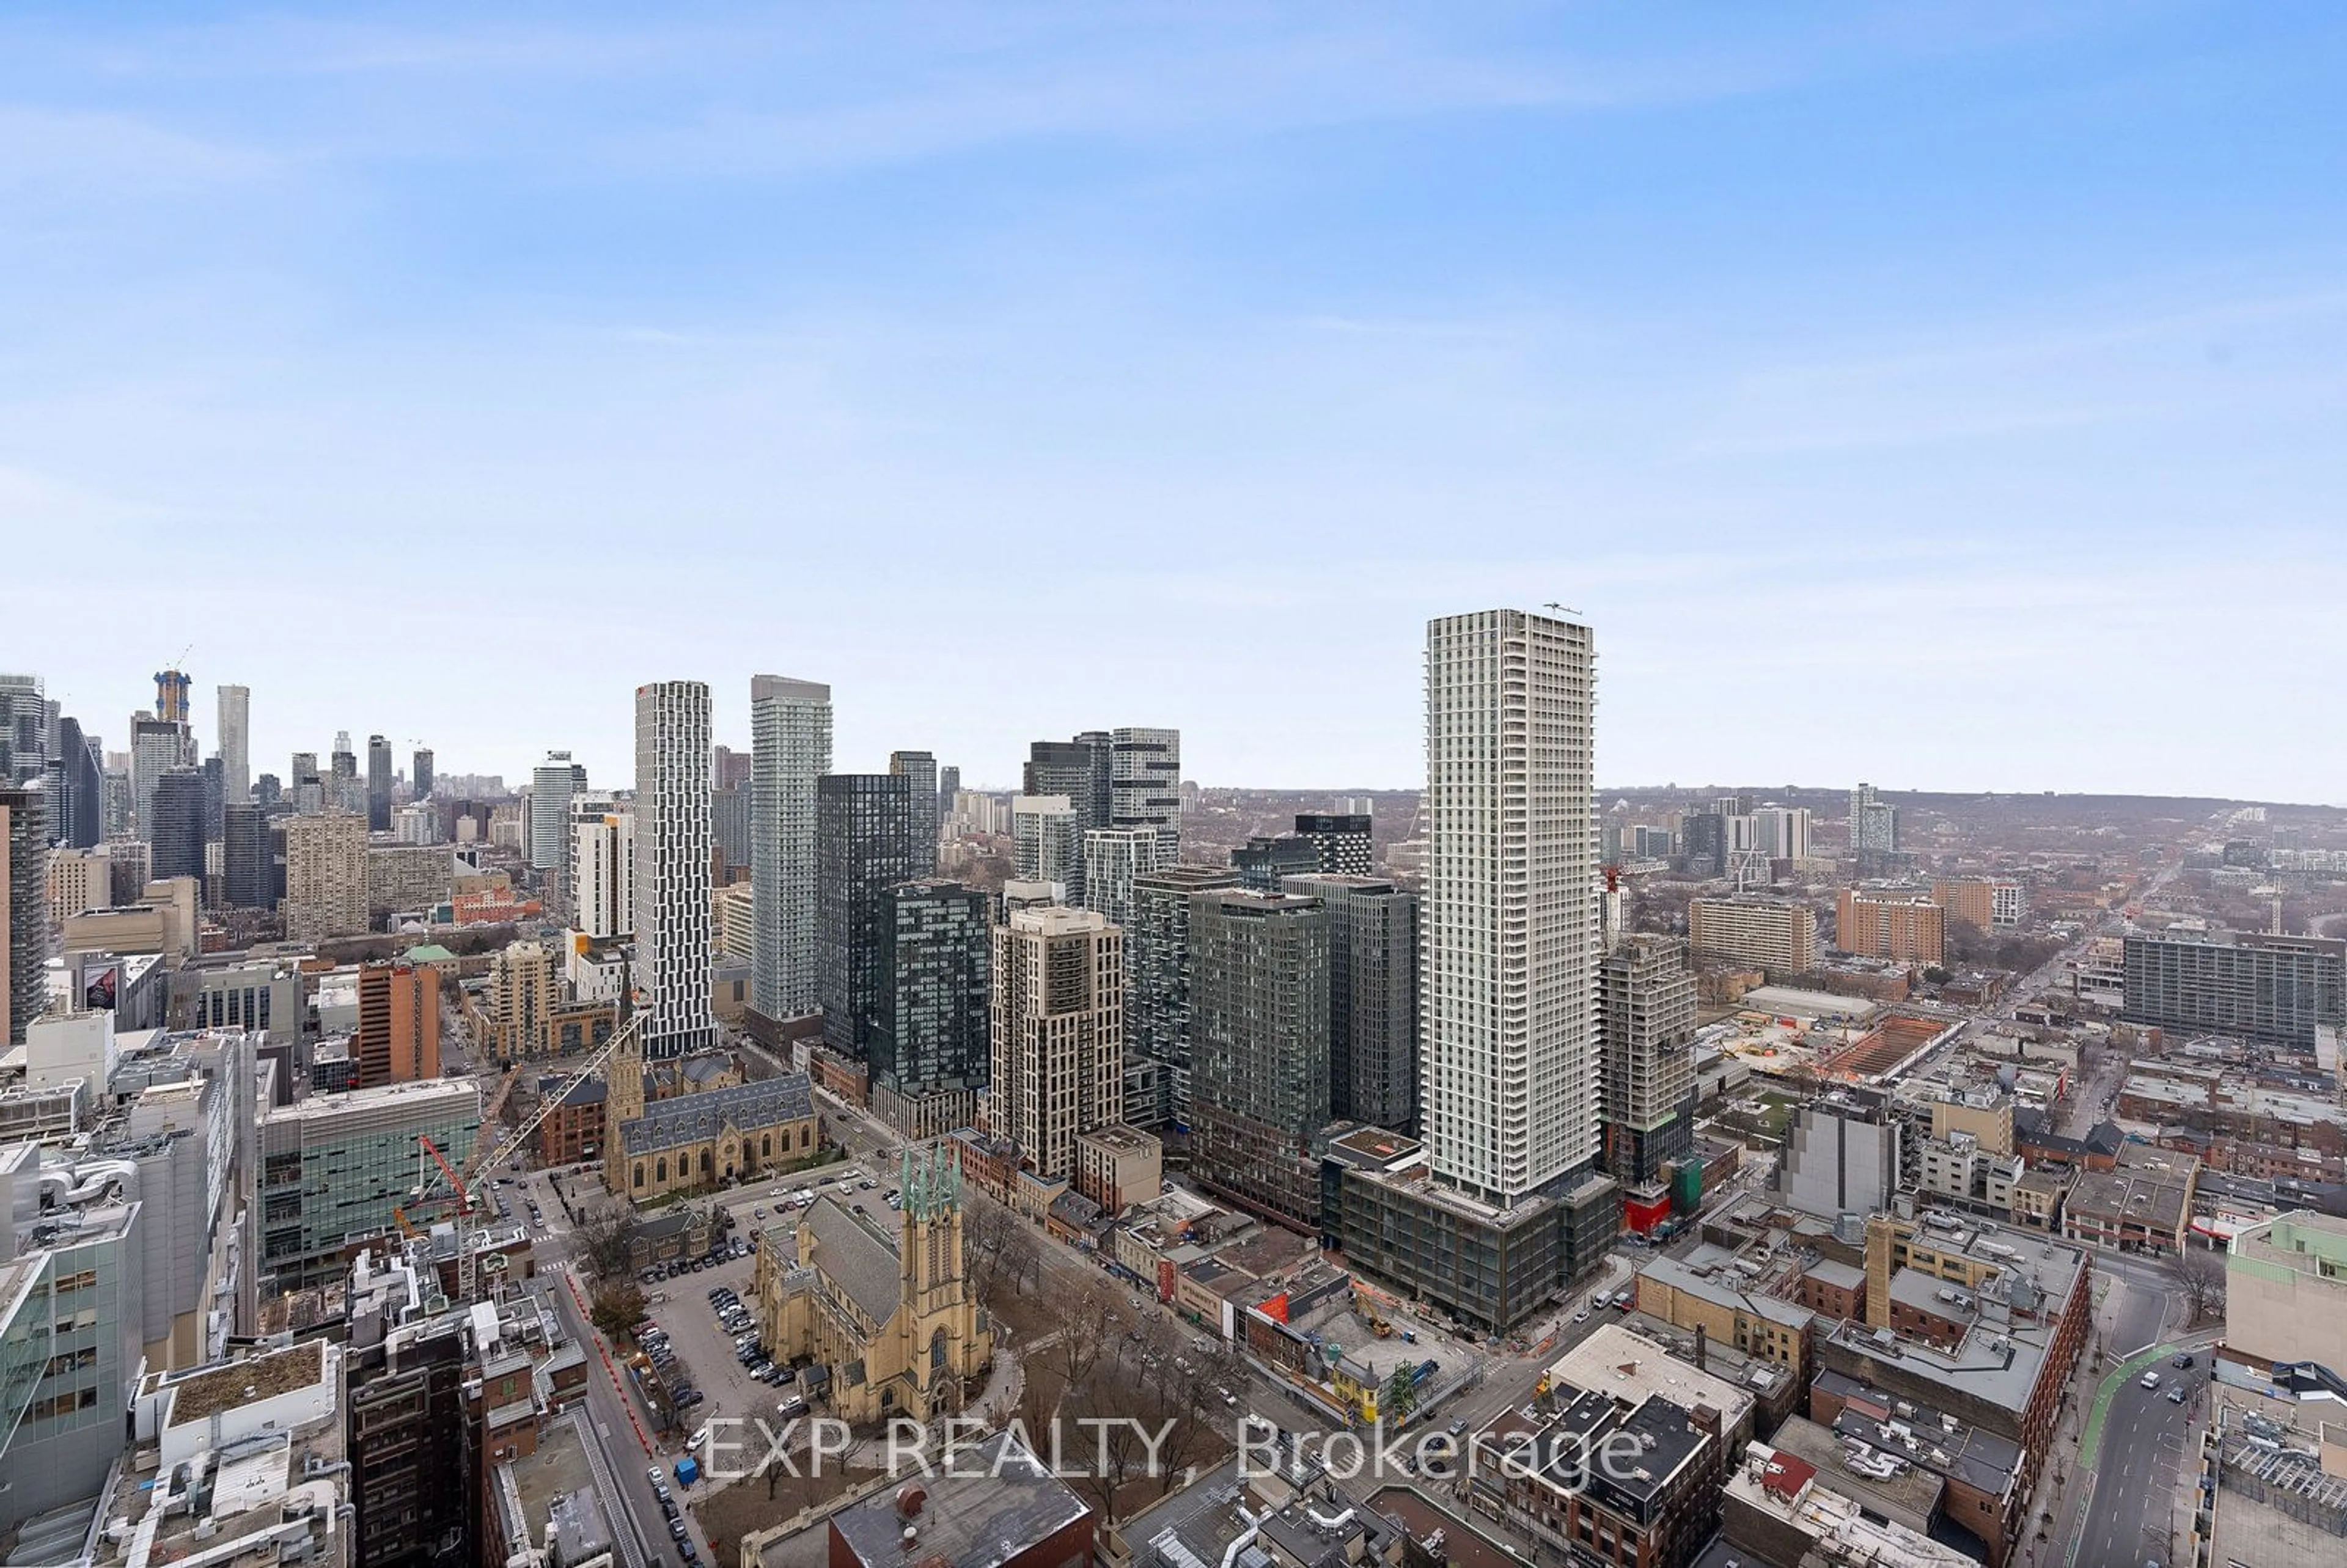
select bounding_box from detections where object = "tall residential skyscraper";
[815,773,916,1060]
[570,798,634,940]
[411,747,433,799]
[1422,607,1599,1205]
[48,714,102,849]
[1,786,46,1047]
[988,904,1123,1182]
[1596,936,1698,1186]
[1126,864,1243,1128]
[1187,889,1331,1228]
[936,764,960,823]
[148,767,209,882]
[0,675,45,786]
[130,714,185,837]
[222,801,270,910]
[1752,804,1810,862]
[711,783,751,873]
[870,881,991,1138]
[1011,796,1079,897]
[1281,873,1419,1130]
[153,669,192,726]
[1023,737,1111,901]
[1293,813,1373,877]
[364,735,392,832]
[633,681,719,1059]
[713,744,752,791]
[1849,782,1898,855]
[283,812,368,940]
[1081,826,1160,929]
[889,750,939,877]
[1111,727,1181,858]
[750,675,832,1024]
[529,751,586,872]
[215,685,249,806]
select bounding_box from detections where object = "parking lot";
[632,1239,795,1442]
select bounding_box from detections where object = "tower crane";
[401,1005,643,1303]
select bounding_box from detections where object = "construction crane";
[403,1006,643,1303]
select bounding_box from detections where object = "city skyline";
[5,5,2343,801]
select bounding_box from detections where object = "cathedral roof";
[616,1072,812,1156]
[802,1195,903,1325]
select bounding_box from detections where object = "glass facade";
[816,774,916,1060]
[872,882,990,1100]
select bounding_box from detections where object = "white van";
[2140,1371,2161,1391]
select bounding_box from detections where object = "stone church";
[756,1143,993,1424]
[602,1022,818,1201]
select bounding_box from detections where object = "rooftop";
[617,1071,813,1154]
[1721,1440,1977,1568]
[166,1339,328,1426]
[829,1431,1090,1568]
[1765,1413,1944,1531]
[1541,1322,1755,1437]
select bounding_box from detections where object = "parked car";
[669,1519,689,1541]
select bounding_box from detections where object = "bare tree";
[2175,1247,2225,1326]
[575,1204,642,1283]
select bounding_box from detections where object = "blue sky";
[6,4,2343,800]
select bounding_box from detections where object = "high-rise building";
[571,799,634,940]
[1688,896,1817,974]
[0,675,45,786]
[1081,826,1160,929]
[936,764,960,823]
[1835,888,1945,965]
[1679,811,1725,877]
[815,773,916,1060]
[1,786,46,1046]
[1281,873,1418,1130]
[411,746,433,799]
[1421,609,1599,1202]
[216,684,249,805]
[364,735,392,832]
[130,714,186,837]
[713,744,752,791]
[46,844,109,928]
[1849,782,1899,855]
[528,750,587,873]
[48,713,103,849]
[1934,877,2025,932]
[1187,888,1330,1228]
[1011,795,1079,896]
[711,782,751,873]
[329,736,364,816]
[259,1078,479,1292]
[283,813,368,940]
[148,766,208,882]
[2122,929,2346,1050]
[1597,936,1698,1187]
[1126,865,1243,1128]
[354,959,441,1086]
[255,772,281,810]
[1111,727,1181,858]
[1335,609,1616,1332]
[1751,805,1811,862]
[1023,737,1111,901]
[889,750,939,878]
[987,904,1122,1182]
[222,800,270,909]
[1294,813,1373,876]
[869,881,991,1137]
[634,680,719,1060]
[751,675,832,1025]
[1232,834,1321,892]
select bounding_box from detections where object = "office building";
[1689,896,1818,975]
[285,810,370,942]
[1849,782,1899,855]
[1282,873,1419,1130]
[399,746,427,801]
[148,765,209,882]
[365,734,392,831]
[1023,736,1111,901]
[1231,833,1320,892]
[2123,929,2346,1050]
[988,904,1122,1182]
[214,683,249,806]
[1126,865,1243,1128]
[570,797,634,940]
[1935,877,2025,932]
[254,771,281,809]
[634,680,719,1060]
[130,713,187,837]
[816,772,916,1060]
[751,674,832,1025]
[1337,609,1617,1331]
[1012,794,1079,896]
[354,959,441,1086]
[1111,726,1181,856]
[889,749,939,877]
[869,880,991,1137]
[2,786,45,1046]
[1596,936,1698,1186]
[1752,804,1812,862]
[1187,889,1330,1228]
[259,1077,480,1290]
[1293,811,1373,876]
[1775,1090,1903,1221]
[222,800,270,909]
[1837,888,1945,964]
[1081,825,1159,928]
[527,750,587,873]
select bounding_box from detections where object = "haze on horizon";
[5,4,2342,803]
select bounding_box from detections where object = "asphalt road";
[2078,1358,2199,1568]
